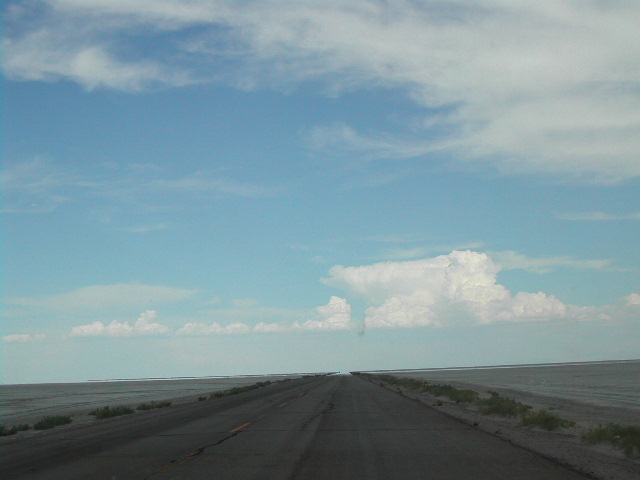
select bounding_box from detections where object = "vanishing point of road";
[2,374,592,479]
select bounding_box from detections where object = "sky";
[2,0,639,384]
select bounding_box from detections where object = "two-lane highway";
[2,375,591,479]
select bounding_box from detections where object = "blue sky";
[2,0,639,384]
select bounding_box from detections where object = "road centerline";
[230,422,251,433]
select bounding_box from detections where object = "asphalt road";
[2,375,592,479]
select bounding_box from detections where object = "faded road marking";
[230,422,251,432]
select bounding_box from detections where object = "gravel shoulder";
[375,378,640,480]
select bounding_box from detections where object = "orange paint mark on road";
[230,422,251,432]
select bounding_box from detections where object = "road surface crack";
[143,431,240,479]
[300,402,336,430]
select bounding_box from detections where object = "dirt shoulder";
[372,377,640,480]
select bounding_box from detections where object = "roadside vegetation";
[1,377,301,435]
[478,391,532,417]
[372,374,479,404]
[0,424,30,436]
[581,424,640,457]
[362,373,575,431]
[33,416,72,430]
[90,406,135,419]
[210,384,257,398]
[208,379,290,399]
[136,401,171,410]
[521,409,575,430]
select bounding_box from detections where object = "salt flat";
[387,360,639,409]
[0,375,303,425]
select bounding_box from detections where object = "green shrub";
[370,374,479,404]
[521,410,575,430]
[581,424,640,457]
[367,373,578,435]
[0,424,30,436]
[198,396,207,401]
[476,391,532,417]
[209,380,276,399]
[89,406,134,419]
[445,387,479,404]
[34,416,72,430]
[136,401,171,410]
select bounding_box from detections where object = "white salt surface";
[388,359,639,428]
[0,375,301,425]
[389,359,639,410]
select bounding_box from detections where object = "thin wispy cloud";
[1,158,284,215]
[0,157,94,213]
[144,174,284,199]
[556,211,640,221]
[121,223,169,234]
[4,1,639,183]
[309,123,452,160]
[7,283,198,313]
[379,242,487,261]
[489,250,614,274]
[200,305,311,324]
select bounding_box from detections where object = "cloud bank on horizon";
[3,0,640,184]
[5,250,637,343]
[324,250,639,329]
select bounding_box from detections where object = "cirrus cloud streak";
[7,282,198,312]
[3,1,639,183]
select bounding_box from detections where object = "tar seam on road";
[143,431,241,479]
[299,402,336,430]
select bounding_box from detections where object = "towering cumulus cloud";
[298,296,352,331]
[324,251,580,328]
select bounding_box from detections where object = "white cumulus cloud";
[3,333,46,343]
[627,293,640,307]
[494,292,569,323]
[177,322,251,336]
[70,310,170,337]
[323,250,628,329]
[293,296,352,331]
[177,296,353,335]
